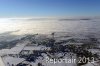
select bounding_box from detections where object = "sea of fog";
[0,18,100,35]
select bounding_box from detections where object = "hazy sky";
[0,0,100,17]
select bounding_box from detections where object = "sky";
[0,0,100,17]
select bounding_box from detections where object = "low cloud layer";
[0,17,100,36]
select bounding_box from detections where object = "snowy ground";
[0,32,100,66]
